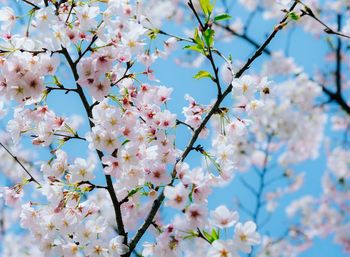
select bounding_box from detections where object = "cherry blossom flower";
[69,158,96,183]
[211,205,239,229]
[164,183,189,210]
[234,221,261,253]
[208,240,238,257]
[0,7,15,32]
[109,236,129,256]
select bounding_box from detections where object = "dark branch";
[0,142,41,186]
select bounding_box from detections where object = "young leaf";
[288,12,300,21]
[214,13,231,22]
[193,70,212,80]
[203,28,215,47]
[53,75,63,88]
[199,0,213,16]
[127,186,142,197]
[194,28,201,44]
[202,230,215,243]
[147,28,160,40]
[184,44,204,54]
[211,228,219,240]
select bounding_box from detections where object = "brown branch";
[176,119,194,131]
[318,13,350,116]
[0,142,41,186]
[300,2,350,40]
[76,180,108,190]
[53,133,86,141]
[21,0,40,10]
[65,1,75,24]
[74,35,98,65]
[0,48,48,55]
[59,47,128,245]
[213,21,272,55]
[156,29,194,43]
[46,86,78,94]
[335,14,342,95]
[322,85,350,115]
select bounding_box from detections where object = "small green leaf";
[193,28,205,49]
[193,70,212,80]
[184,44,205,54]
[199,0,213,16]
[64,124,76,135]
[194,28,201,44]
[203,28,215,47]
[288,12,300,21]
[128,187,142,197]
[122,139,130,146]
[211,228,219,240]
[147,28,160,40]
[214,13,231,22]
[53,76,63,87]
[202,230,215,243]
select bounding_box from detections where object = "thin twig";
[299,1,350,40]
[0,142,40,186]
[21,0,40,10]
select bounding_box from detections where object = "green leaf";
[203,28,215,47]
[202,230,215,243]
[194,28,201,44]
[127,187,142,197]
[147,28,160,40]
[199,0,213,16]
[122,139,130,146]
[288,11,300,21]
[53,75,63,88]
[193,28,205,48]
[211,228,219,240]
[193,70,212,80]
[184,44,204,54]
[64,124,76,136]
[214,13,231,22]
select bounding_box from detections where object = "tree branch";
[0,142,41,186]
[59,47,128,245]
[300,1,350,40]
[126,2,298,254]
